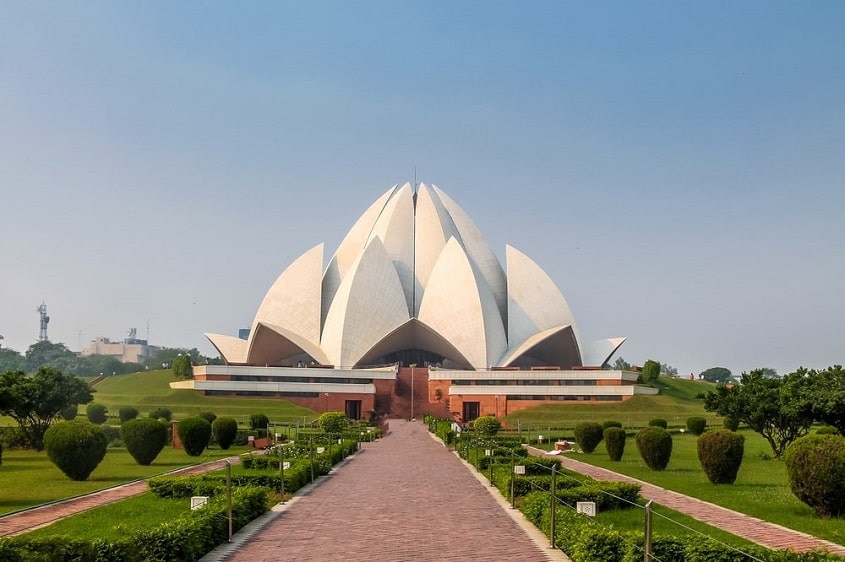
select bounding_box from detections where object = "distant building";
[81,335,158,364]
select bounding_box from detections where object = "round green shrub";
[723,416,739,432]
[177,417,212,456]
[648,418,667,429]
[686,416,707,435]
[121,418,167,465]
[43,421,107,481]
[250,413,269,431]
[574,422,604,453]
[59,404,78,421]
[149,407,171,421]
[471,415,501,437]
[602,420,622,430]
[198,411,217,424]
[784,434,845,517]
[212,417,239,450]
[604,427,626,461]
[118,406,139,423]
[816,426,839,435]
[697,429,745,484]
[86,403,108,425]
[635,426,673,471]
[316,411,347,434]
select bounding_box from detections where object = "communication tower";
[37,303,50,342]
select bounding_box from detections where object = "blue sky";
[1,2,843,376]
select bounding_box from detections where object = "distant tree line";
[0,340,221,377]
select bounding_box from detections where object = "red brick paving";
[209,420,565,562]
[526,447,845,557]
[0,456,241,537]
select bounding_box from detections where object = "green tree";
[171,355,193,380]
[24,341,77,373]
[641,360,660,384]
[699,367,732,383]
[703,368,813,459]
[803,365,845,435]
[0,348,24,373]
[44,421,107,481]
[611,357,631,370]
[660,362,678,377]
[317,411,348,434]
[0,368,94,450]
[472,415,501,437]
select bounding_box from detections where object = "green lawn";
[23,493,188,541]
[0,446,248,515]
[85,369,317,423]
[505,377,722,430]
[560,429,845,547]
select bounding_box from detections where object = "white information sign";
[576,502,597,517]
[316,447,325,454]
[190,496,209,510]
[514,465,526,475]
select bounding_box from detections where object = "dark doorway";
[345,400,362,420]
[462,401,480,422]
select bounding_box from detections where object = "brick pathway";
[206,420,566,562]
[0,456,242,537]
[526,447,845,557]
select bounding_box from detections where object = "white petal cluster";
[206,183,623,370]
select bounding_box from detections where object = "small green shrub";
[648,418,667,429]
[199,411,217,424]
[574,422,604,453]
[316,411,347,434]
[472,415,501,437]
[59,404,78,421]
[43,421,107,481]
[697,429,745,484]
[602,420,622,430]
[212,417,239,450]
[784,434,845,518]
[178,417,212,457]
[121,418,168,465]
[86,403,108,424]
[118,406,139,423]
[723,416,739,431]
[686,416,707,435]
[635,426,672,471]
[149,407,172,421]
[249,413,269,431]
[604,427,626,461]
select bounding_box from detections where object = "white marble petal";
[366,183,415,315]
[204,333,248,364]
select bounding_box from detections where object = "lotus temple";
[172,183,656,421]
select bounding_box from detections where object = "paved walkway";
[527,447,845,557]
[0,456,242,537]
[205,420,566,562]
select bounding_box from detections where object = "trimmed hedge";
[121,418,168,465]
[119,406,139,423]
[574,422,604,453]
[697,430,744,484]
[602,420,623,430]
[212,417,239,450]
[649,418,668,429]
[604,427,626,461]
[86,403,108,424]
[785,434,845,518]
[636,426,672,471]
[177,417,212,457]
[519,491,843,562]
[686,416,707,436]
[0,486,268,562]
[43,421,108,481]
